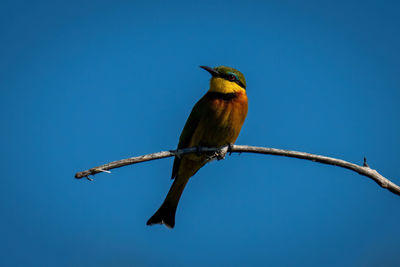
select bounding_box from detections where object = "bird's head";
[200,65,246,94]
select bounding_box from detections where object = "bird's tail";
[146,176,189,228]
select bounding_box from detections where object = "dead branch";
[74,144,400,196]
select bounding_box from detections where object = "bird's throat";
[208,77,246,94]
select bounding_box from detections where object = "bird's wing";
[171,98,204,179]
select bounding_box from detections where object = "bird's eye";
[228,74,236,81]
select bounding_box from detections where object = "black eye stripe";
[236,80,246,89]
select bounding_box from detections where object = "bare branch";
[74,145,400,196]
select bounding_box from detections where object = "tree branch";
[74,144,400,196]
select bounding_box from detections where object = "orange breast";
[189,91,248,147]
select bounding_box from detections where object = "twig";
[74,145,400,196]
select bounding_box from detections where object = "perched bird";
[147,66,248,228]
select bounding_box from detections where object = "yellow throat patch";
[208,77,246,94]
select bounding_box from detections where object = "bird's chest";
[194,95,248,146]
[209,98,244,128]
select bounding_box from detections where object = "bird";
[146,65,248,228]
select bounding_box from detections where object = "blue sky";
[1,0,399,266]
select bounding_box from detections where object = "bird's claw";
[173,149,182,159]
[215,145,229,160]
[196,146,203,156]
[227,143,234,156]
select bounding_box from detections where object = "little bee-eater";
[147,66,248,228]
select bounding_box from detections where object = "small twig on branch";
[74,145,400,196]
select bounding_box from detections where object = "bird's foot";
[172,149,182,159]
[196,146,204,156]
[227,143,234,156]
[215,145,229,160]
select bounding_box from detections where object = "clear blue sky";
[1,0,399,266]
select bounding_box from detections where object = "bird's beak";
[200,66,219,77]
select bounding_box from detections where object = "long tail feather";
[146,176,189,228]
